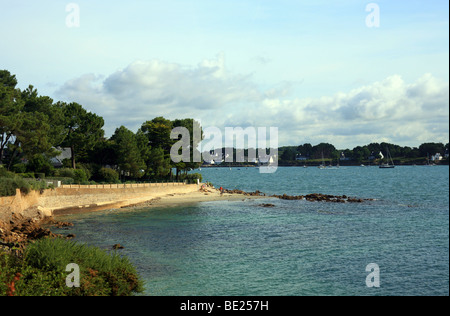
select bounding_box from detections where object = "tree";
[352,146,365,163]
[21,85,67,147]
[0,70,23,165]
[312,143,336,159]
[61,102,105,169]
[297,143,313,157]
[88,138,117,167]
[280,147,296,161]
[7,112,55,169]
[172,118,203,178]
[26,153,54,176]
[135,129,152,166]
[418,142,445,158]
[140,117,174,153]
[3,85,67,170]
[146,147,171,179]
[139,117,175,178]
[0,70,18,88]
[110,126,145,179]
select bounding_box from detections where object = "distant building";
[340,152,351,161]
[50,147,72,168]
[431,153,443,161]
[203,152,223,165]
[295,153,308,161]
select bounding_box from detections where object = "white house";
[295,153,308,161]
[431,153,443,161]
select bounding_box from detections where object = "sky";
[0,0,448,149]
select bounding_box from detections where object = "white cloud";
[55,57,449,149]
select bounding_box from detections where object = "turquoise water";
[54,166,449,296]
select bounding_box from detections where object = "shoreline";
[0,186,267,247]
[52,188,268,217]
[1,183,372,246]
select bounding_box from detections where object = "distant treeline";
[200,141,449,166]
[278,142,449,165]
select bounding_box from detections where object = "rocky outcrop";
[222,188,372,203]
[223,189,266,196]
[0,214,74,253]
[270,193,371,203]
[0,214,54,250]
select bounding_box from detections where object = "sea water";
[53,166,449,296]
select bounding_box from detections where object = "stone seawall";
[0,189,45,221]
[0,183,199,222]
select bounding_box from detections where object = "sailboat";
[379,147,395,168]
[318,152,326,169]
[426,153,436,166]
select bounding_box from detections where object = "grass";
[0,238,144,296]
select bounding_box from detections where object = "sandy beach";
[120,189,268,210]
[50,187,269,217]
[1,183,269,226]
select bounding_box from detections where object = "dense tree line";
[1,70,202,182]
[279,141,449,164]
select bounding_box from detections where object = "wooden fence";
[60,182,188,189]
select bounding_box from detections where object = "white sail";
[379,151,384,159]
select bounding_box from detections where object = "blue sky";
[0,0,448,149]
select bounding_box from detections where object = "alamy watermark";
[365,263,380,288]
[365,3,380,28]
[66,3,80,28]
[65,263,80,288]
[170,123,279,173]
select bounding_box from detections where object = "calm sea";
[53,166,449,296]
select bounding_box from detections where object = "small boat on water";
[318,152,326,169]
[379,147,395,168]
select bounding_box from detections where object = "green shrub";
[77,163,94,179]
[99,168,119,183]
[0,176,51,197]
[11,163,26,173]
[26,155,54,177]
[0,177,32,196]
[180,172,202,184]
[35,173,45,180]
[29,179,47,193]
[54,168,75,178]
[17,172,36,178]
[0,167,15,178]
[0,238,144,296]
[72,169,88,184]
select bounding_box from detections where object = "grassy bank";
[0,238,144,296]
[0,176,48,197]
